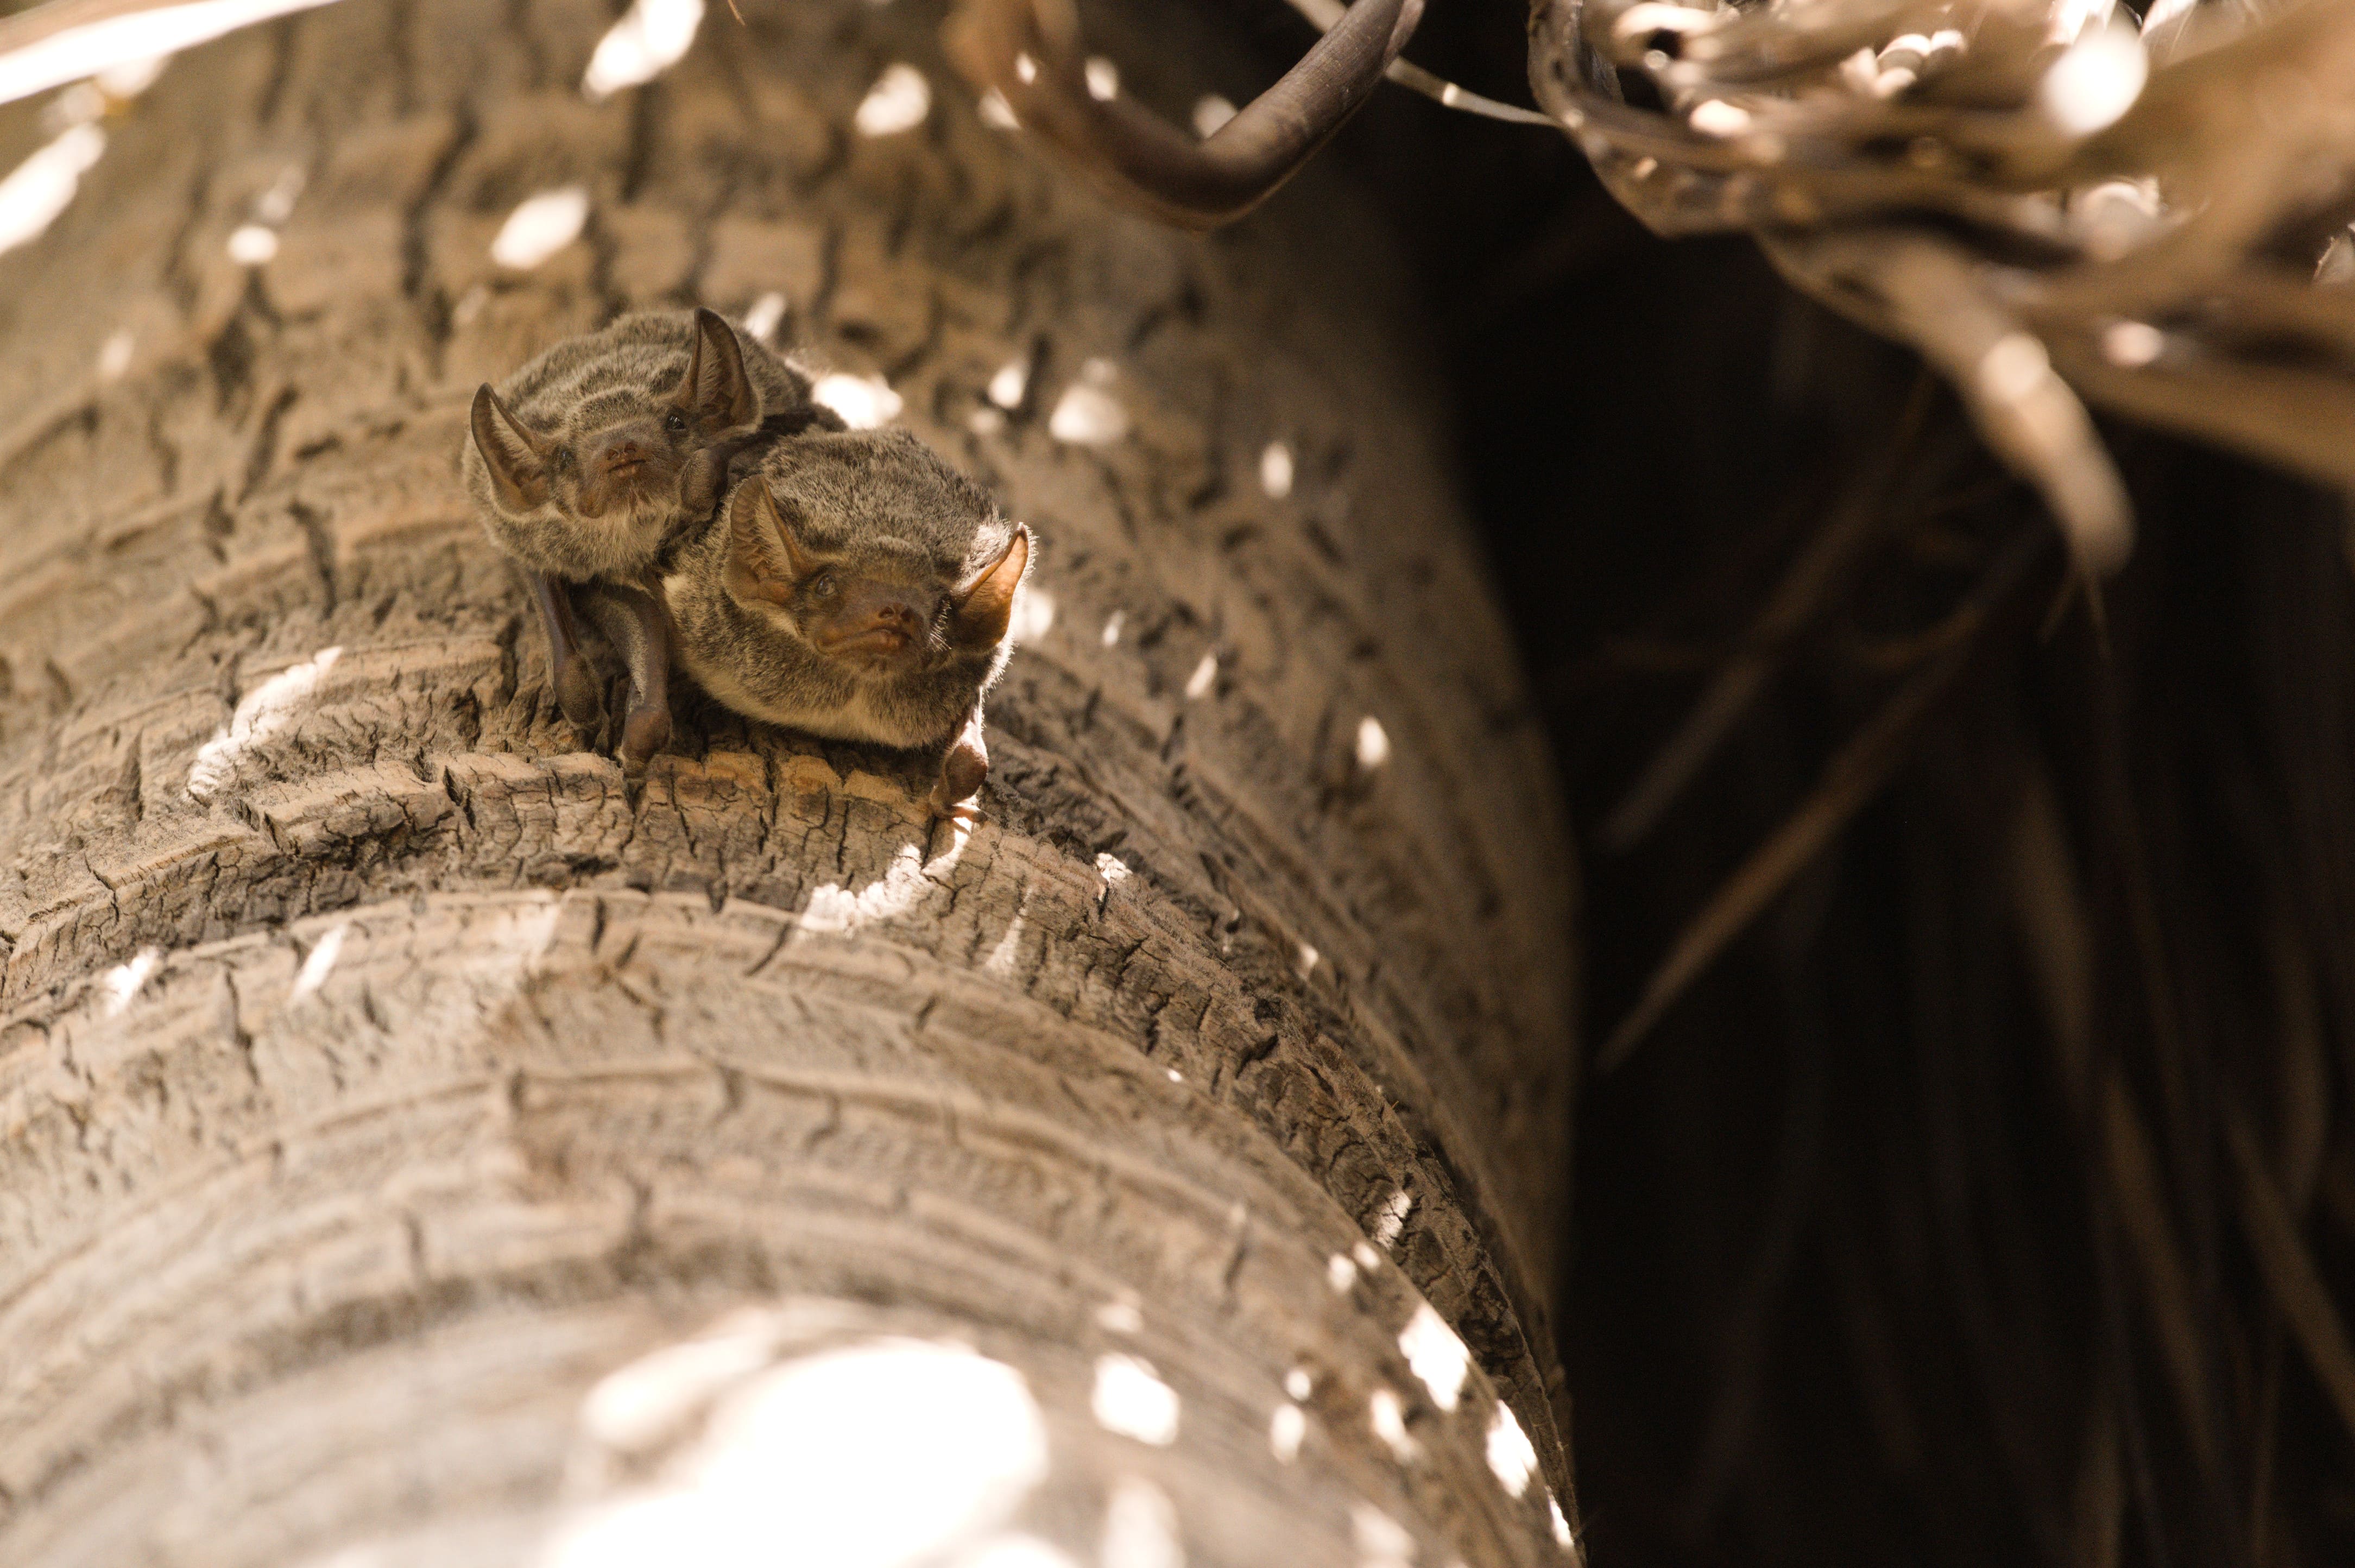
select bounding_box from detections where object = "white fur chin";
[597,497,660,529]
[596,496,672,551]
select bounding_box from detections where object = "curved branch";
[1280,0,1556,126]
[943,0,1425,230]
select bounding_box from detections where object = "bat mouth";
[823,627,913,657]
[600,461,671,498]
[576,457,679,517]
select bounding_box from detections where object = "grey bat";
[462,306,838,772]
[662,429,1034,816]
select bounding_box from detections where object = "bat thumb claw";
[554,655,605,730]
[931,738,988,817]
[617,704,672,775]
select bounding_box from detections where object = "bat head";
[719,430,1031,681]
[468,307,762,578]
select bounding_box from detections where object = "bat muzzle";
[573,428,678,518]
[816,595,932,667]
[830,626,913,656]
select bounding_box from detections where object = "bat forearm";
[578,582,676,775]
[531,570,604,729]
[930,702,990,818]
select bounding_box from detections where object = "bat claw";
[929,734,989,819]
[617,703,672,775]
[554,653,605,730]
[926,791,984,837]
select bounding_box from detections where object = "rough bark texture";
[0,2,1579,1563]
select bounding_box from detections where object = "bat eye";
[811,573,837,599]
[664,410,688,434]
[551,446,574,472]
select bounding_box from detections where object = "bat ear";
[673,307,759,431]
[722,477,820,605]
[949,523,1032,650]
[471,384,551,513]
[766,400,849,437]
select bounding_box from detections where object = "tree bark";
[0,2,1580,1563]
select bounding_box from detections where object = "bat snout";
[592,434,652,481]
[571,424,679,519]
[817,591,934,662]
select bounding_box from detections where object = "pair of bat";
[463,309,1033,815]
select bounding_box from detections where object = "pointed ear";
[722,478,820,605]
[471,384,551,513]
[949,524,1032,650]
[672,307,759,431]
[764,401,849,437]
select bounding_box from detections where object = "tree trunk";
[0,2,1579,1563]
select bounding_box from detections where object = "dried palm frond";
[1529,0,2355,577]
[965,0,2355,581]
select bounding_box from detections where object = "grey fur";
[460,308,842,773]
[461,308,812,584]
[664,429,1034,774]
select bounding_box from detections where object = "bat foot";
[928,738,989,819]
[925,783,981,822]
[925,801,982,859]
[617,703,673,776]
[553,653,605,730]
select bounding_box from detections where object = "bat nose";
[822,593,929,657]
[858,600,920,648]
[594,437,646,476]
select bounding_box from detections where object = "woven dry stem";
[1533,0,2355,579]
[1513,5,2355,1565]
[958,0,2355,574]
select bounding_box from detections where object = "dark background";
[1178,3,2355,1566]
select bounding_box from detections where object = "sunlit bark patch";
[813,372,903,429]
[491,188,590,270]
[1090,1354,1180,1447]
[187,646,344,801]
[1098,1476,1181,1568]
[547,1338,1049,1567]
[855,63,930,137]
[1259,441,1294,499]
[0,124,104,255]
[1398,1304,1469,1413]
[1485,1401,1537,1498]
[0,0,326,108]
[583,0,705,101]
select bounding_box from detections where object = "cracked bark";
[0,2,1580,1564]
